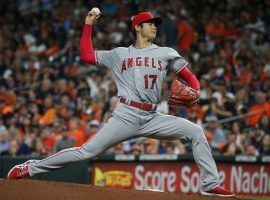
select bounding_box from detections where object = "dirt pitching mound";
[0,179,239,200]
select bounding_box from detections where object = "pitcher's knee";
[78,146,101,160]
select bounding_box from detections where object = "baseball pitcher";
[7,8,234,197]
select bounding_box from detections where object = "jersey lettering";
[144,57,149,67]
[121,57,163,73]
[127,58,133,68]
[158,60,162,71]
[151,58,156,68]
[136,57,142,66]
[121,59,127,73]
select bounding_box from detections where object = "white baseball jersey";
[96,44,188,104]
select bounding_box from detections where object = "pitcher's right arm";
[80,8,101,65]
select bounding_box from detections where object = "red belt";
[120,97,157,111]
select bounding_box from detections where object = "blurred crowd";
[0,0,270,157]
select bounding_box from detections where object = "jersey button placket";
[134,68,141,95]
[134,54,141,95]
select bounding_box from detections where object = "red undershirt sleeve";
[80,24,96,65]
[176,67,200,90]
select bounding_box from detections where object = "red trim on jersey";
[175,62,188,74]
[176,67,200,90]
[80,24,97,65]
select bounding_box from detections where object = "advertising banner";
[92,162,270,196]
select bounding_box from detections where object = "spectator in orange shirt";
[247,91,270,126]
[68,117,84,147]
[206,15,226,44]
[0,95,13,119]
[223,21,242,41]
[40,127,56,154]
[39,96,56,125]
[177,15,195,53]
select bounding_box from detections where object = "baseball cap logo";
[131,12,163,30]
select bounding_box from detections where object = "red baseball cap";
[131,12,163,30]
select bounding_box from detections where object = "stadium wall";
[1,155,270,196]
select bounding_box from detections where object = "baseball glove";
[168,79,200,107]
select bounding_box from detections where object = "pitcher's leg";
[141,113,219,191]
[29,115,139,176]
[189,127,220,191]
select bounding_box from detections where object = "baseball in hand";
[89,7,101,19]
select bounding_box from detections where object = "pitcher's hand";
[85,7,101,25]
